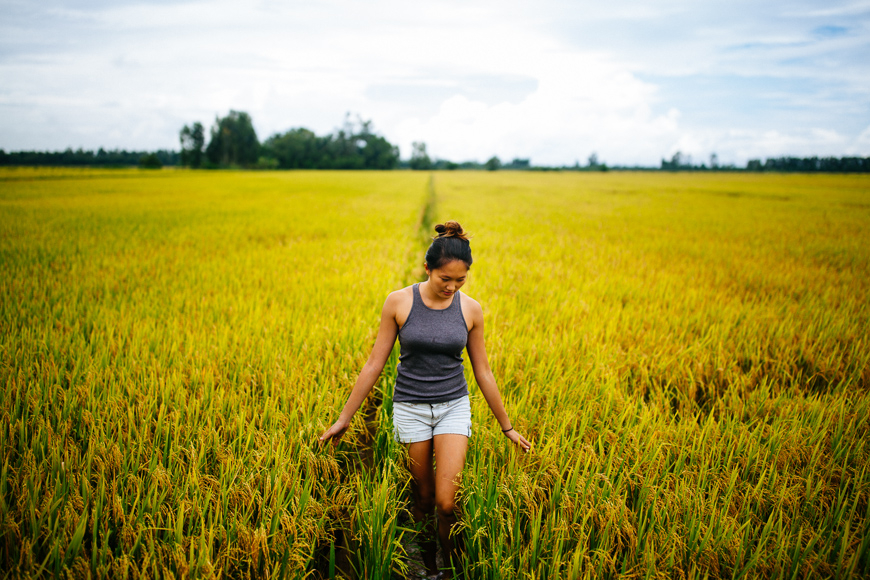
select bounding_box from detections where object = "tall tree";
[587,152,599,168]
[354,119,399,169]
[205,110,259,167]
[179,122,205,168]
[410,142,432,170]
[262,128,320,169]
[484,156,501,171]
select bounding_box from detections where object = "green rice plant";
[1,167,868,578]
[436,171,870,578]
[0,168,427,578]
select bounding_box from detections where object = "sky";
[1,0,869,166]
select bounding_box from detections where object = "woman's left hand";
[505,429,532,453]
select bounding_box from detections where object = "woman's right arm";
[318,293,400,446]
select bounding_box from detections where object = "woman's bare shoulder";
[387,285,415,327]
[384,286,414,309]
[386,285,414,303]
[460,292,483,318]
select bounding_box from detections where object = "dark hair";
[425,220,473,270]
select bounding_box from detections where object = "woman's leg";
[433,433,469,576]
[405,439,437,574]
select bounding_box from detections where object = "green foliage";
[137,153,162,169]
[409,141,432,171]
[205,110,260,168]
[661,150,690,170]
[484,156,501,171]
[356,132,401,170]
[179,122,205,168]
[755,156,870,172]
[0,148,179,166]
[585,152,608,171]
[254,156,279,170]
[261,116,399,170]
[262,128,320,169]
[504,158,530,169]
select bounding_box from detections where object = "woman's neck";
[419,280,453,309]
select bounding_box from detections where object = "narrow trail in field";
[333,175,441,579]
[405,172,439,284]
[393,174,446,579]
[358,173,438,468]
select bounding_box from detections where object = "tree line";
[0,148,178,168]
[660,150,870,173]
[745,156,870,173]
[179,111,398,170]
[2,111,869,172]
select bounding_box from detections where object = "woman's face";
[425,260,469,298]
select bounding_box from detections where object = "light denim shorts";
[392,395,472,444]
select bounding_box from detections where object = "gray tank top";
[393,283,469,403]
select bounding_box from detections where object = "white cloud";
[784,0,870,17]
[855,125,870,146]
[0,0,867,164]
[706,127,861,163]
[392,52,682,165]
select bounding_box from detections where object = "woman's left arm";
[465,298,532,452]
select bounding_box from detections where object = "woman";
[319,220,532,578]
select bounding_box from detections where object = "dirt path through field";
[332,174,442,579]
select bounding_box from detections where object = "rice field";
[1,167,868,579]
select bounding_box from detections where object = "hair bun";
[434,220,470,241]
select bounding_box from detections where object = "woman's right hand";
[318,418,350,447]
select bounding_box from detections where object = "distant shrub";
[255,156,279,170]
[139,153,162,169]
[485,156,501,171]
